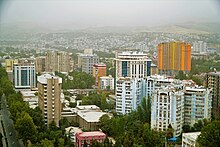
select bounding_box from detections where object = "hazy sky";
[0,0,220,28]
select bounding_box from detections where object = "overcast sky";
[0,0,220,28]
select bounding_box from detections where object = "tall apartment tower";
[115,51,151,114]
[37,74,62,127]
[13,62,36,89]
[207,72,220,119]
[45,51,71,73]
[157,42,191,75]
[184,86,212,126]
[78,54,99,74]
[151,87,184,137]
[35,56,46,73]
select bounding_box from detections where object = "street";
[1,95,20,147]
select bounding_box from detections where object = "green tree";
[197,121,220,147]
[15,112,37,145]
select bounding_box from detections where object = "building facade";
[35,56,46,73]
[75,131,106,147]
[182,132,201,147]
[38,74,62,127]
[92,64,106,87]
[100,75,114,90]
[115,51,151,114]
[192,41,207,53]
[116,77,145,114]
[13,63,36,89]
[206,72,220,119]
[151,86,184,137]
[157,42,191,75]
[78,54,99,74]
[184,86,212,126]
[45,51,71,73]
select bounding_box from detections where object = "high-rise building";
[92,64,106,87]
[115,51,151,79]
[13,62,36,89]
[115,51,151,114]
[45,51,71,73]
[78,54,99,74]
[151,86,184,137]
[147,75,212,135]
[157,42,191,75]
[192,41,207,53]
[184,86,212,126]
[116,77,145,114]
[35,56,46,73]
[37,74,62,127]
[206,72,220,119]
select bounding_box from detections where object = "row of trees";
[78,92,115,111]
[99,97,166,146]
[55,71,95,89]
[0,66,71,146]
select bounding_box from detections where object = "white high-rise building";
[13,63,36,89]
[192,41,207,53]
[116,77,145,114]
[151,86,184,137]
[184,86,212,126]
[115,51,151,114]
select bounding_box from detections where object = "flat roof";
[76,105,100,110]
[78,111,107,122]
[183,132,201,141]
[37,74,62,84]
[65,127,82,134]
[77,131,105,137]
[185,87,206,92]
[208,72,220,76]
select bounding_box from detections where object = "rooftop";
[77,131,106,137]
[77,111,107,122]
[37,73,62,84]
[183,132,201,141]
[208,72,220,76]
[185,86,206,92]
[76,105,100,110]
[65,127,82,134]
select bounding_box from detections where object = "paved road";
[1,95,20,147]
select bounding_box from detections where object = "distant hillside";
[0,22,219,35]
[143,22,220,34]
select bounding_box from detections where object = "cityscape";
[0,0,220,147]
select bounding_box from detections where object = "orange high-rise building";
[157,42,191,75]
[92,64,106,88]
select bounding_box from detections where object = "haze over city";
[1,0,220,147]
[1,0,220,29]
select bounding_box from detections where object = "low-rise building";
[75,131,106,147]
[65,127,82,143]
[100,75,114,90]
[77,111,107,131]
[182,132,201,147]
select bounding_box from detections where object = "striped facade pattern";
[157,42,191,74]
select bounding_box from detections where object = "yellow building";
[157,42,191,75]
[5,59,18,71]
